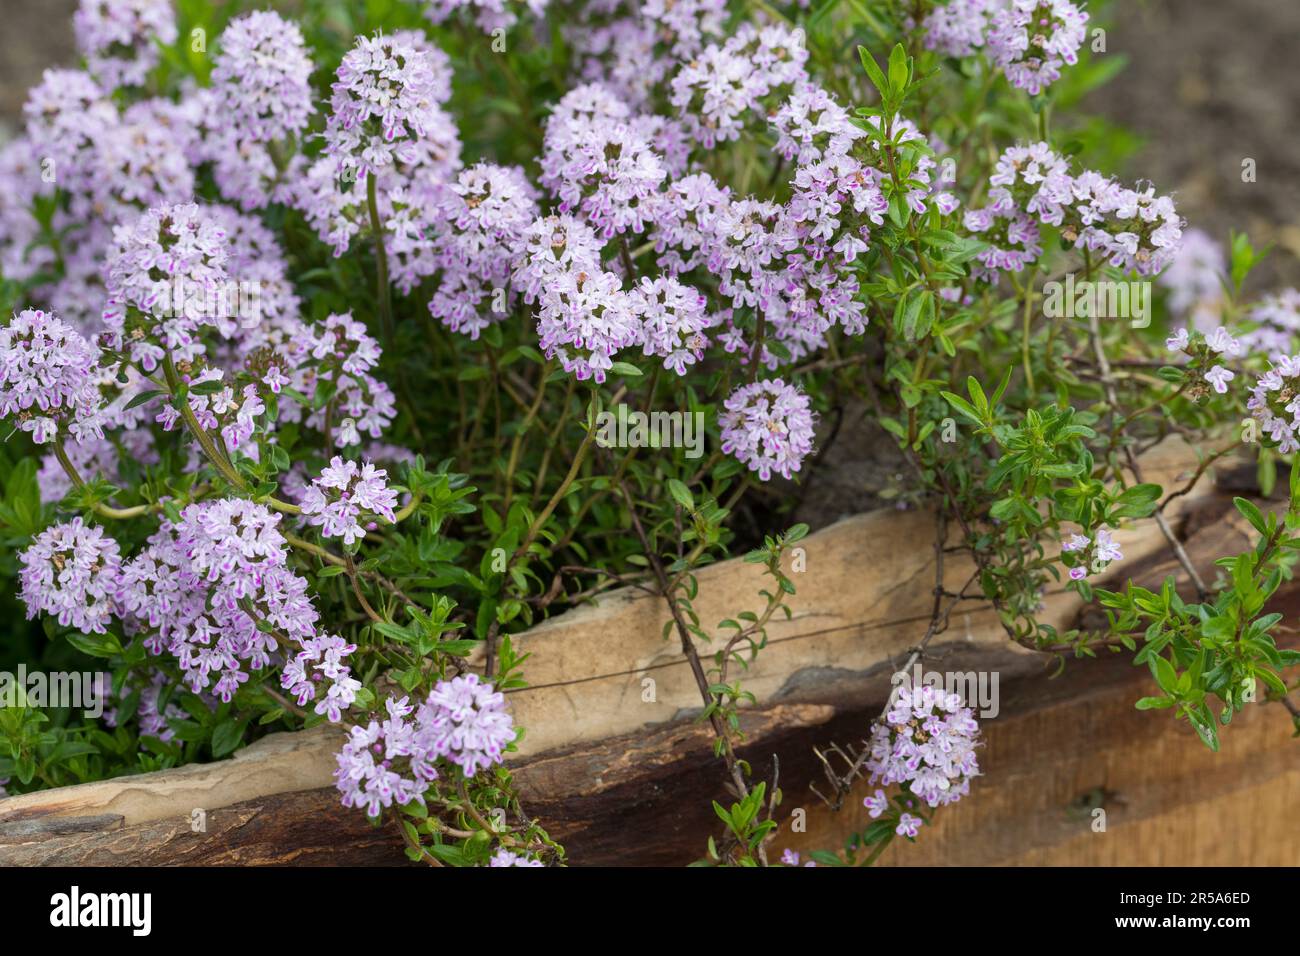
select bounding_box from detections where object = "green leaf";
[940,391,983,426]
[666,478,695,512]
[210,719,245,758]
[858,46,888,99]
[887,43,910,97]
[608,361,643,378]
[1135,696,1174,710]
[1233,497,1268,536]
[65,632,124,659]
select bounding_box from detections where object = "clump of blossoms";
[1248,355,1300,454]
[1060,527,1123,581]
[1159,227,1227,327]
[301,457,400,546]
[488,848,544,867]
[1242,288,1300,360]
[920,0,1087,95]
[325,33,446,179]
[101,202,233,369]
[297,313,397,449]
[72,0,177,91]
[334,677,516,817]
[18,517,121,635]
[865,684,981,829]
[535,268,640,383]
[157,367,266,453]
[968,142,1184,278]
[1165,325,1240,397]
[426,164,539,338]
[670,23,810,149]
[210,11,316,145]
[0,308,105,445]
[112,499,361,709]
[415,0,549,34]
[541,84,668,239]
[986,0,1089,95]
[418,673,517,775]
[629,276,713,375]
[719,379,816,481]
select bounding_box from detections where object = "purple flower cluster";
[334,676,516,817]
[0,308,105,445]
[420,673,518,775]
[670,24,809,149]
[18,517,122,634]
[425,164,539,338]
[488,848,544,867]
[629,276,713,375]
[1242,289,1300,360]
[1158,227,1226,324]
[719,379,816,481]
[211,12,316,145]
[563,0,724,110]
[102,202,233,369]
[335,696,436,817]
[866,684,981,815]
[303,313,396,449]
[922,0,1088,96]
[1166,324,1240,397]
[156,367,266,453]
[72,0,177,91]
[1060,527,1123,581]
[105,672,189,742]
[325,33,447,179]
[113,499,359,710]
[301,457,400,546]
[966,142,1183,278]
[986,0,1089,95]
[244,310,396,451]
[535,267,640,383]
[417,0,549,34]
[1248,355,1300,454]
[542,84,668,239]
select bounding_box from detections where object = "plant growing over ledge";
[0,0,1296,868]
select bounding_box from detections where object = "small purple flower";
[73,0,177,91]
[0,308,105,445]
[896,813,923,838]
[719,379,816,481]
[488,848,544,867]
[211,11,316,144]
[869,684,981,809]
[19,517,122,634]
[416,673,518,776]
[863,789,889,818]
[300,457,400,546]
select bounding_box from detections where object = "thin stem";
[52,440,151,520]
[366,172,394,344]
